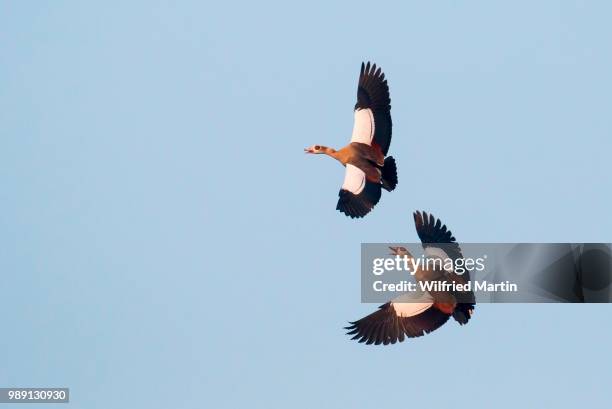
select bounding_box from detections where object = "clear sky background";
[1,1,611,408]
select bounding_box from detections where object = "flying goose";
[305,62,397,218]
[345,211,476,345]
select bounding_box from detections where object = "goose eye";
[314,145,321,150]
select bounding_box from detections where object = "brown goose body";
[318,142,384,182]
[345,211,476,345]
[305,62,397,218]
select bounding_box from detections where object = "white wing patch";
[341,164,366,194]
[391,292,434,317]
[350,108,375,145]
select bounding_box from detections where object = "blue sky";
[1,1,611,408]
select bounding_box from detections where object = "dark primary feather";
[413,210,464,263]
[355,61,392,155]
[336,181,381,219]
[345,303,451,345]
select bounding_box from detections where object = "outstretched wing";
[345,301,451,345]
[414,211,463,264]
[350,62,392,155]
[413,210,475,324]
[336,164,381,218]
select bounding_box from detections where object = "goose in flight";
[345,211,476,345]
[305,62,397,218]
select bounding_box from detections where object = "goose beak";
[389,246,399,255]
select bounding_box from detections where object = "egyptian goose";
[345,211,476,345]
[305,62,397,218]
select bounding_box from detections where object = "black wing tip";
[336,183,381,219]
[336,204,369,219]
[413,210,428,227]
[344,305,454,346]
[413,210,457,243]
[360,61,386,78]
